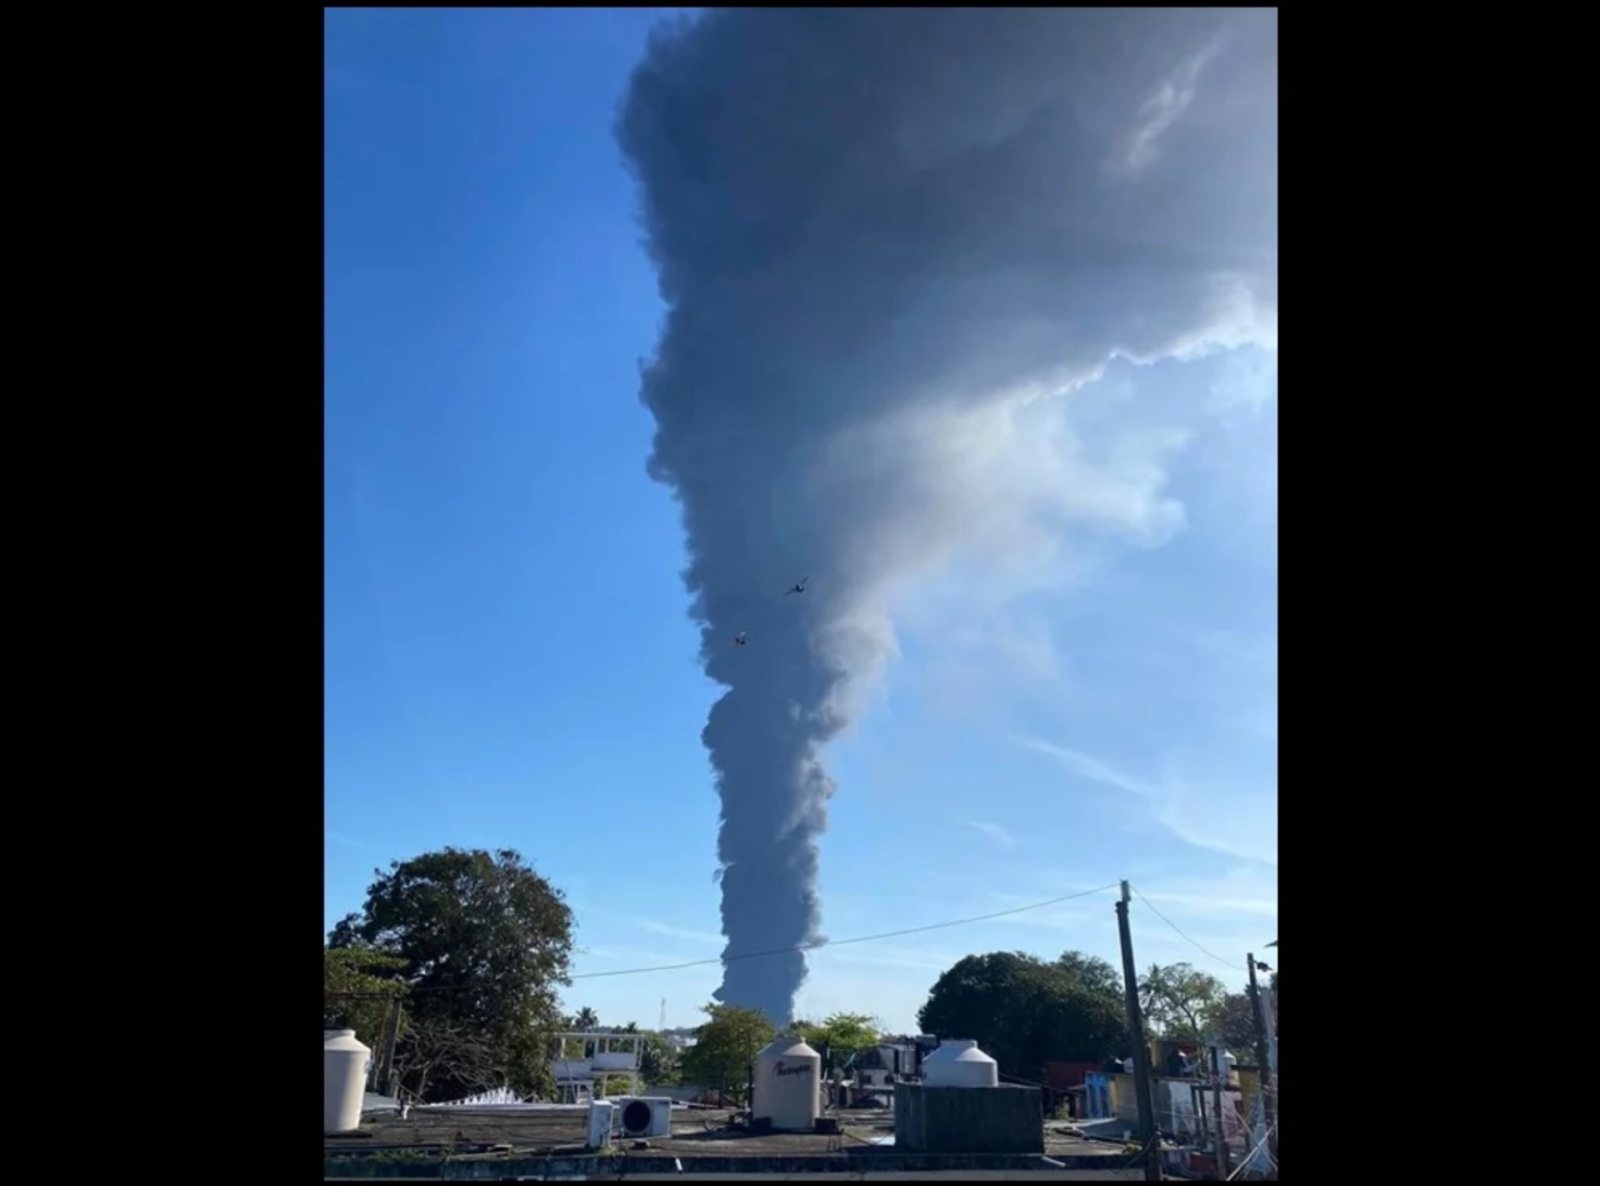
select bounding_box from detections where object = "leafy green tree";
[324,944,408,1050]
[1203,992,1257,1053]
[328,847,575,1103]
[1055,952,1123,998]
[637,1031,679,1085]
[571,1006,599,1031]
[793,1012,882,1062]
[916,951,1127,1080]
[679,1003,774,1104]
[1138,963,1226,1042]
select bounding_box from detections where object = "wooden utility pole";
[382,998,404,1099]
[367,999,390,1092]
[1246,955,1278,1176]
[1115,881,1162,1181]
[1209,1042,1231,1179]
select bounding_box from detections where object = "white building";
[547,1031,643,1103]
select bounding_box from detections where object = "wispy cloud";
[1011,737,1156,800]
[1125,869,1277,924]
[962,820,1017,848]
[1206,344,1278,418]
[324,830,367,848]
[814,945,957,974]
[577,945,707,968]
[1137,890,1276,918]
[1110,39,1223,176]
[1008,737,1276,866]
[982,891,1099,934]
[632,917,724,946]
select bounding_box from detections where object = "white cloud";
[577,945,698,967]
[813,944,958,975]
[1011,737,1155,799]
[1207,344,1278,418]
[1133,870,1276,918]
[631,917,724,946]
[1108,40,1222,176]
[1009,737,1276,867]
[1138,891,1276,919]
[962,820,1017,848]
[870,365,1211,713]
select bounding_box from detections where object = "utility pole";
[382,998,404,1099]
[1246,955,1278,1176]
[660,997,667,1033]
[366,999,390,1092]
[1115,881,1162,1182]
[1209,1041,1231,1179]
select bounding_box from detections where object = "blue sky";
[325,8,1278,1036]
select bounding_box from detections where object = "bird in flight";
[732,631,747,647]
[785,576,810,595]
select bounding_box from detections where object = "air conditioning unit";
[586,1100,615,1149]
[613,1096,672,1139]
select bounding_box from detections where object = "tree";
[324,944,408,1051]
[637,1031,679,1085]
[679,1003,774,1103]
[917,951,1127,1081]
[328,847,575,1103]
[1203,992,1257,1053]
[571,1007,599,1031]
[793,1012,883,1062]
[1055,952,1123,999]
[392,1013,505,1104]
[1138,963,1226,1042]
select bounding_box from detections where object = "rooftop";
[326,1103,1134,1175]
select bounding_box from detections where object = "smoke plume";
[616,8,1277,1025]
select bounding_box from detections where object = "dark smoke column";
[615,8,1277,1027]
[614,10,867,1027]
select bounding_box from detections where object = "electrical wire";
[1225,1122,1275,1180]
[1130,885,1245,971]
[325,882,1120,998]
[567,882,1123,981]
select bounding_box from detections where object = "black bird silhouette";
[785,576,810,595]
[732,632,747,646]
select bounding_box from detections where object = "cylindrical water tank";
[325,1029,371,1133]
[751,1035,821,1131]
[921,1039,999,1087]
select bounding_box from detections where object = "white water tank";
[921,1039,999,1088]
[751,1035,821,1131]
[324,1029,371,1133]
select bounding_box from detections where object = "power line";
[1129,885,1244,971]
[568,882,1122,980]
[327,882,1121,997]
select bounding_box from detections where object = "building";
[547,1031,644,1103]
[847,1042,919,1089]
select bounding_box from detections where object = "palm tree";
[572,1006,599,1031]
